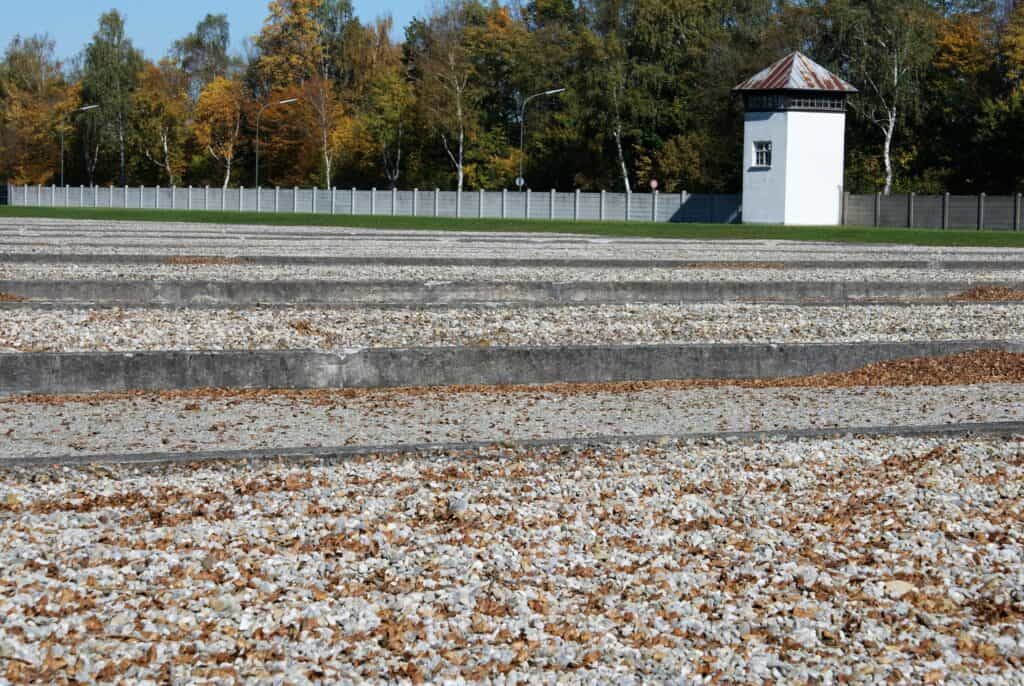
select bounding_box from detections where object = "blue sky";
[1,1,423,62]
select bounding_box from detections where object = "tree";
[0,35,77,184]
[81,10,144,185]
[172,14,232,104]
[131,60,189,185]
[406,2,483,193]
[821,0,937,195]
[193,76,244,188]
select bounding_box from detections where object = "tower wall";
[782,110,845,225]
[741,111,788,224]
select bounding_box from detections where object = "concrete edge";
[3,340,1023,395]
[6,421,1024,468]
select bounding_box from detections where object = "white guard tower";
[734,52,857,225]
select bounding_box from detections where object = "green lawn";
[3,205,1024,248]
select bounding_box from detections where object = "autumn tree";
[0,34,77,184]
[131,60,189,185]
[193,76,244,188]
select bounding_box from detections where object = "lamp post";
[60,104,99,187]
[518,88,565,190]
[255,97,299,188]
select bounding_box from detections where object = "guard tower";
[734,52,857,225]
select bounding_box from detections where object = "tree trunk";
[322,128,332,188]
[882,109,896,196]
[614,121,631,195]
[223,158,232,190]
[162,131,174,186]
[117,117,127,187]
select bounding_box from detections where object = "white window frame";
[753,141,772,169]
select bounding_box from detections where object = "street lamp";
[255,97,299,188]
[518,88,565,190]
[60,104,99,187]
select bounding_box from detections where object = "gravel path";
[5,262,1024,284]
[2,303,1021,351]
[1,436,1021,683]
[3,217,1024,258]
[7,237,1024,261]
[2,383,1023,459]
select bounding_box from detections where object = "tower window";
[754,141,772,168]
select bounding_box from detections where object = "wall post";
[478,189,484,218]
[456,189,462,218]
[312,187,317,214]
[434,189,439,217]
[501,189,507,219]
[942,192,949,229]
[331,187,337,215]
[978,192,986,231]
[600,191,606,221]
[908,192,915,228]
[841,191,849,225]
[575,189,581,221]
[652,190,659,222]
[626,190,632,222]
[1015,193,1021,232]
[187,186,192,211]
[155,185,160,210]
[371,188,376,215]
[526,188,531,219]
[549,189,556,220]
[351,187,357,215]
[393,187,399,216]
[412,188,418,216]
[873,192,880,227]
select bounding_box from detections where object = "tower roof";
[734,52,857,93]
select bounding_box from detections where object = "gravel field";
[7,238,1024,261]
[5,262,1024,284]
[2,383,1022,459]
[1,303,1021,351]
[2,218,1023,256]
[1,437,1021,684]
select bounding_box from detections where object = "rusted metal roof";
[734,52,857,93]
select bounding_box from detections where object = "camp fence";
[9,184,1022,230]
[5,184,742,224]
[843,192,1023,231]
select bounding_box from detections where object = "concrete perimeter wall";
[6,184,741,225]
[2,341,1020,396]
[845,192,1023,231]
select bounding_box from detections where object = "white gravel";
[2,383,1022,459]
[4,262,1024,284]
[3,218,1024,261]
[1,436,1021,683]
[2,303,1021,352]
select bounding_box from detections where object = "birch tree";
[131,61,189,185]
[193,76,243,188]
[407,2,478,193]
[829,0,935,195]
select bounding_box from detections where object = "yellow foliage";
[192,76,244,186]
[2,80,78,185]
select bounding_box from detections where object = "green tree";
[81,10,144,185]
[171,14,232,104]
